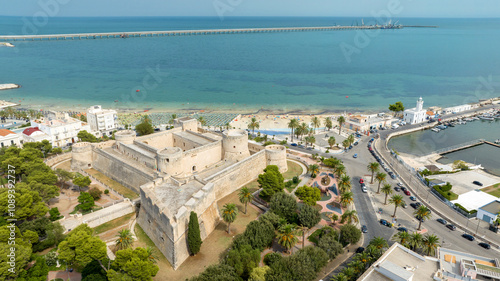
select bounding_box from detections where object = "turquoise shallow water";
[388,120,500,176]
[0,17,500,113]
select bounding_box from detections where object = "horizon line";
[0,15,499,19]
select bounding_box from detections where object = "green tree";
[57,224,107,268]
[318,234,343,260]
[288,119,299,142]
[55,168,74,189]
[312,116,321,132]
[108,247,159,281]
[248,117,260,134]
[328,136,336,149]
[389,194,404,217]
[375,172,386,194]
[297,204,321,228]
[49,207,61,221]
[249,265,270,281]
[342,139,350,150]
[78,192,95,212]
[89,187,103,200]
[392,231,411,247]
[168,113,177,125]
[17,256,49,281]
[73,175,91,191]
[242,219,275,251]
[325,117,333,131]
[135,116,154,136]
[331,273,349,281]
[190,264,242,281]
[340,191,354,209]
[340,210,359,225]
[338,175,352,193]
[337,116,345,135]
[347,134,355,146]
[188,211,202,255]
[197,116,207,126]
[77,130,98,143]
[265,246,328,281]
[422,234,440,256]
[15,181,59,203]
[222,203,238,234]
[369,236,388,250]
[238,187,254,214]
[295,185,321,206]
[115,229,134,251]
[409,232,423,251]
[388,101,405,117]
[367,162,380,184]
[82,260,108,281]
[277,224,299,254]
[258,165,285,199]
[334,164,346,179]
[327,213,339,225]
[0,184,48,220]
[269,192,297,221]
[381,184,393,205]
[414,205,432,230]
[223,244,260,279]
[308,164,319,177]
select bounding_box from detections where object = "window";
[160,236,164,242]
[166,159,169,163]
[11,140,14,145]
[192,166,196,171]
[233,146,236,148]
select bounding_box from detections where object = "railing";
[432,139,484,155]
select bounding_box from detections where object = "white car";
[362,185,368,193]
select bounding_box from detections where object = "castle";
[71,117,287,269]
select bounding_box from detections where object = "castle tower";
[265,145,288,173]
[114,130,136,144]
[416,97,424,111]
[71,142,93,170]
[157,147,183,175]
[222,129,250,161]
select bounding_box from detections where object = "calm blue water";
[1,17,500,113]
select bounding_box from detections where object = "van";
[391,124,399,129]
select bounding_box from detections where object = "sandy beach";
[232,113,338,130]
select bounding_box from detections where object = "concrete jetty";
[0,84,20,91]
[0,25,433,42]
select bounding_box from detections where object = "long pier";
[432,139,500,155]
[0,25,417,42]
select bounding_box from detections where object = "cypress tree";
[188,211,202,255]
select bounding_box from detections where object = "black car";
[397,227,408,232]
[394,187,401,192]
[356,247,365,253]
[472,181,483,186]
[446,224,457,231]
[462,234,475,241]
[415,215,424,222]
[437,218,447,225]
[478,242,491,249]
[400,187,407,192]
[361,225,368,233]
[380,219,389,226]
[415,202,422,208]
[410,203,418,209]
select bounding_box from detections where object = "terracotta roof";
[426,111,434,115]
[23,127,41,136]
[0,129,15,137]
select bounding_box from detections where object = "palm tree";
[347,134,355,146]
[298,225,308,249]
[197,116,207,126]
[375,172,387,194]
[408,232,423,251]
[328,136,336,149]
[342,139,350,150]
[348,260,365,276]
[365,244,383,261]
[115,229,134,251]
[325,117,333,131]
[145,246,159,264]
[308,164,319,177]
[381,184,393,204]
[308,135,316,147]
[341,267,356,280]
[369,236,388,250]
[334,164,346,178]
[299,122,308,140]
[312,116,321,132]
[221,203,238,234]
[238,187,254,214]
[422,234,440,256]
[341,210,359,225]
[277,224,299,254]
[294,126,303,140]
[331,273,348,281]
[288,119,299,142]
[340,191,354,209]
[338,175,352,193]
[414,205,432,230]
[327,213,339,225]
[168,114,177,124]
[354,251,372,268]
[337,116,346,135]
[248,117,259,134]
[392,231,410,247]
[389,194,404,217]
[367,162,380,184]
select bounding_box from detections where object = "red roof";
[0,129,15,137]
[23,127,41,136]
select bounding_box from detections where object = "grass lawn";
[86,168,139,200]
[481,183,500,197]
[135,186,263,281]
[282,160,303,180]
[93,212,135,235]
[285,182,298,193]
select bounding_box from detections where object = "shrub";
[263,141,275,146]
[292,176,299,184]
[45,251,58,267]
[263,252,282,266]
[49,207,62,221]
[88,187,103,200]
[295,186,321,206]
[104,189,109,194]
[269,192,297,221]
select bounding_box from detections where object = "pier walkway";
[430,139,500,156]
[0,25,411,41]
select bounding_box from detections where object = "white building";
[21,127,51,143]
[0,129,23,148]
[31,111,90,147]
[477,200,500,224]
[403,97,427,124]
[86,105,117,137]
[443,104,472,114]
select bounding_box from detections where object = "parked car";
[397,227,408,232]
[356,247,365,253]
[404,190,411,196]
[394,186,401,192]
[359,178,364,184]
[353,153,358,158]
[400,187,407,192]
[397,183,404,187]
[291,143,298,147]
[401,201,407,209]
[390,173,396,179]
[478,243,491,249]
[472,181,483,186]
[361,225,368,233]
[410,203,418,209]
[361,185,368,193]
[437,218,447,225]
[415,202,421,208]
[409,196,417,201]
[462,233,475,241]
[353,141,359,146]
[415,215,424,222]
[446,224,457,231]
[380,219,389,226]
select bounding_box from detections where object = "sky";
[1,0,499,18]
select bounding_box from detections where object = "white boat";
[480,116,495,121]
[495,139,500,144]
[431,128,440,132]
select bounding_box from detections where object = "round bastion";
[114,130,136,144]
[71,142,92,170]
[265,145,287,173]
[157,147,183,175]
[222,129,250,161]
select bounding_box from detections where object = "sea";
[1,16,500,113]
[388,119,500,176]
